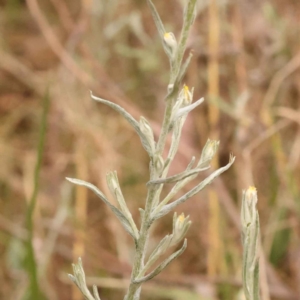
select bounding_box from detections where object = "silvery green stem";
[66,1,236,299]
[152,85,199,208]
[155,87,179,156]
[170,0,197,83]
[155,0,198,155]
[123,185,158,300]
[241,187,260,300]
[124,3,199,298]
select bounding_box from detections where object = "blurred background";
[0,0,300,299]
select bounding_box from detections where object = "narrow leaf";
[173,97,204,120]
[186,156,196,171]
[146,0,165,39]
[91,92,153,156]
[133,239,187,284]
[176,51,193,84]
[147,166,209,185]
[141,235,173,275]
[66,178,138,240]
[154,155,235,220]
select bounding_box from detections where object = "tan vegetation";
[0,0,300,299]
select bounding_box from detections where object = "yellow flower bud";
[163,32,177,56]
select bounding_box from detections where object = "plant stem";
[24,90,50,300]
[156,88,178,155]
[125,2,199,299]
[124,187,157,300]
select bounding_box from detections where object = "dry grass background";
[0,0,300,299]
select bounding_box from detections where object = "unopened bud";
[241,186,260,299]
[106,171,127,211]
[180,84,193,105]
[167,83,174,93]
[163,32,177,56]
[198,139,219,167]
[171,212,191,246]
[106,171,119,198]
[139,117,155,153]
[241,186,258,228]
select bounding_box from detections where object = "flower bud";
[241,186,260,300]
[167,83,174,93]
[198,139,219,167]
[169,85,194,126]
[241,186,258,228]
[106,171,127,212]
[139,117,155,153]
[163,32,177,56]
[179,84,193,105]
[171,212,191,246]
[106,171,119,198]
